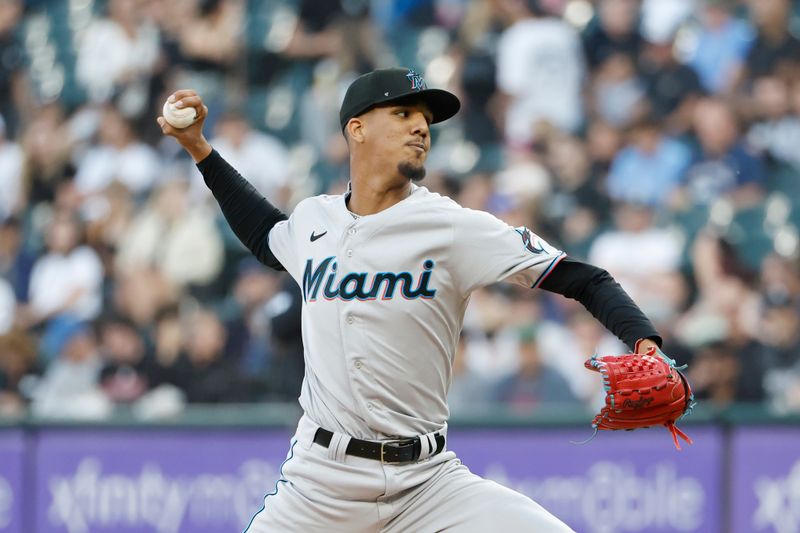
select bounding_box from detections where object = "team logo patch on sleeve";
[514,227,546,254]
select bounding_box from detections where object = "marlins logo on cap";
[406,70,427,91]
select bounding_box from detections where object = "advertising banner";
[0,430,25,533]
[33,429,293,533]
[30,425,723,533]
[447,426,723,533]
[731,427,800,533]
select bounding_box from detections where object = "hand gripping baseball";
[157,90,212,162]
[585,346,695,450]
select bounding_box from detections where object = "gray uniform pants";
[244,415,574,532]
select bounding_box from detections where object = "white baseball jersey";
[268,183,565,440]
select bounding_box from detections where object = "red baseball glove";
[585,346,695,450]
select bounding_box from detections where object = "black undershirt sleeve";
[539,257,662,350]
[196,149,287,271]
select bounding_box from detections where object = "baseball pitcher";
[158,68,692,532]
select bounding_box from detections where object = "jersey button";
[348,228,357,235]
[355,361,362,369]
[366,403,374,411]
[346,249,353,257]
[346,316,354,325]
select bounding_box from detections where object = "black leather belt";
[313,427,445,464]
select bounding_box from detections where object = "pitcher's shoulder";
[411,185,461,211]
[292,193,344,213]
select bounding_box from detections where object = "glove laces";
[666,421,693,450]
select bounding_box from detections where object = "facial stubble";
[398,160,426,182]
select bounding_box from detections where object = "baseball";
[162,99,197,129]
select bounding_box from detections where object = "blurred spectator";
[639,32,704,132]
[640,0,694,45]
[280,0,381,82]
[772,367,800,413]
[675,233,760,362]
[683,0,754,94]
[538,307,627,407]
[0,114,23,219]
[605,117,692,207]
[0,329,37,416]
[0,217,34,303]
[448,333,499,417]
[588,202,685,318]
[74,106,161,200]
[299,67,351,182]
[178,307,245,403]
[97,314,156,404]
[218,260,304,401]
[220,259,279,380]
[589,52,646,128]
[582,0,642,68]
[25,211,104,326]
[682,97,765,206]
[174,0,242,73]
[685,340,742,407]
[456,1,503,146]
[454,172,494,211]
[209,110,292,208]
[760,253,800,304]
[115,177,224,289]
[746,75,800,171]
[292,1,382,186]
[371,0,436,30]
[542,134,609,257]
[756,291,800,410]
[586,120,623,178]
[283,0,345,61]
[30,320,111,419]
[170,0,243,130]
[20,104,74,207]
[742,0,800,81]
[76,0,161,115]
[461,288,528,382]
[492,326,580,411]
[758,277,800,350]
[113,266,179,328]
[83,181,137,277]
[495,0,584,147]
[0,0,23,138]
[262,276,304,401]
[149,304,185,387]
[492,154,551,214]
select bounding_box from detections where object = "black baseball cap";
[339,67,461,130]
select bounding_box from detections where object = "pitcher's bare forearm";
[185,137,213,163]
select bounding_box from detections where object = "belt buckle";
[380,438,414,465]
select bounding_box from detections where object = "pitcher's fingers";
[172,94,204,114]
[156,116,176,136]
[168,89,198,102]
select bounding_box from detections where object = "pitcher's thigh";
[244,443,379,533]
[385,460,575,533]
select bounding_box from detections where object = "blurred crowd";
[1,0,800,420]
